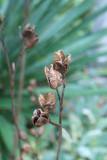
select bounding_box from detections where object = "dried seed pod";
[23,23,39,49]
[32,109,49,127]
[29,128,36,136]
[30,95,36,104]
[53,50,71,74]
[29,79,37,88]
[23,23,35,38]
[19,130,27,141]
[22,143,32,153]
[45,64,62,89]
[38,126,45,136]
[27,85,33,93]
[24,34,38,49]
[39,92,56,112]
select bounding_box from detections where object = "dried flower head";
[39,92,56,112]
[53,50,71,74]
[23,23,39,49]
[45,64,62,89]
[32,109,49,127]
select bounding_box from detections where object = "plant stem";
[0,26,12,75]
[56,78,65,160]
[49,119,61,127]
[11,73,22,160]
[0,21,22,160]
[56,88,61,101]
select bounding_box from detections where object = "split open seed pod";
[24,34,38,49]
[39,92,56,112]
[53,50,71,74]
[23,23,39,49]
[44,64,62,89]
[23,23,35,38]
[32,109,49,127]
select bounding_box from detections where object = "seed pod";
[32,109,49,127]
[22,143,32,153]
[30,95,36,104]
[23,23,39,49]
[53,50,71,74]
[45,64,62,89]
[27,85,33,93]
[29,128,36,136]
[29,79,37,88]
[24,34,38,49]
[23,23,35,38]
[38,126,45,136]
[39,92,56,112]
[19,130,27,141]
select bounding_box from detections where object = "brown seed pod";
[29,79,37,88]
[30,95,36,104]
[23,23,35,38]
[53,50,71,74]
[38,126,45,136]
[39,92,56,112]
[19,130,27,141]
[22,143,32,153]
[24,34,38,50]
[27,85,34,93]
[29,128,36,136]
[44,64,62,89]
[32,109,49,127]
[23,23,39,49]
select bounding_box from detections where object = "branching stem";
[49,119,61,127]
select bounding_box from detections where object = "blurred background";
[0,0,107,160]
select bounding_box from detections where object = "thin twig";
[0,25,12,75]
[56,88,61,101]
[0,19,22,160]
[56,77,65,160]
[11,72,22,160]
[17,0,29,122]
[49,119,61,127]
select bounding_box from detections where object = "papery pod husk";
[45,64,62,89]
[23,23,35,38]
[32,109,49,127]
[25,34,38,49]
[53,50,71,74]
[39,92,56,112]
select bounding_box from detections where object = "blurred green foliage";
[0,0,107,160]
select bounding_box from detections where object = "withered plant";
[32,50,71,160]
[0,14,38,160]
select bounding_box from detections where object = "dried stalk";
[56,77,65,160]
[11,71,22,160]
[49,119,61,127]
[0,22,22,160]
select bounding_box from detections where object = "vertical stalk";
[11,73,22,160]
[56,78,65,160]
